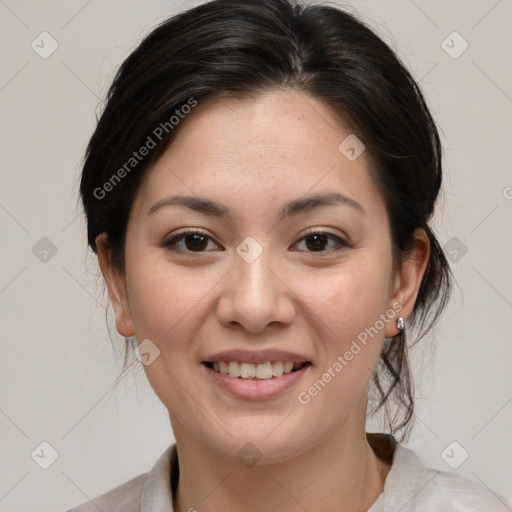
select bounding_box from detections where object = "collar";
[139,432,401,511]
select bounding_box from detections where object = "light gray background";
[0,1,511,510]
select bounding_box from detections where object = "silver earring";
[396,317,405,331]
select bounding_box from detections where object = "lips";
[202,358,311,400]
[201,349,311,398]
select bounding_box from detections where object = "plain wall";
[0,1,511,510]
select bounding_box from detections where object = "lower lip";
[202,363,310,400]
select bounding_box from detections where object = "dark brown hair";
[79,0,452,441]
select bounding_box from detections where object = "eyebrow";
[148,192,364,220]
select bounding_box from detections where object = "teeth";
[255,362,273,380]
[272,361,283,377]
[228,361,240,377]
[210,360,306,379]
[240,363,255,378]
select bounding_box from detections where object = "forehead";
[133,89,385,221]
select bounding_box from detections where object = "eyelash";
[162,228,349,255]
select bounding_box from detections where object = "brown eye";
[305,233,329,251]
[294,232,348,253]
[163,230,219,253]
[182,233,209,251]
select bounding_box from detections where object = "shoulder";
[379,442,511,511]
[63,444,176,512]
[422,468,510,511]
[64,473,146,512]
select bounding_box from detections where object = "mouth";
[202,360,311,380]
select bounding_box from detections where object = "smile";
[203,360,310,380]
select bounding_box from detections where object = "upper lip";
[203,349,311,365]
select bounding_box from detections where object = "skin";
[97,88,430,512]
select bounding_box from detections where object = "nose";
[215,243,296,333]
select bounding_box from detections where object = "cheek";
[295,254,393,409]
[124,250,205,344]
[295,263,392,419]
[124,259,213,401]
[299,256,393,343]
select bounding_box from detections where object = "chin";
[198,420,318,467]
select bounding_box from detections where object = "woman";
[70,0,509,510]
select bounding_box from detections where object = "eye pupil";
[306,234,328,252]
[185,234,208,251]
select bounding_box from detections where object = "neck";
[172,424,391,512]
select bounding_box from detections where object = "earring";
[396,317,405,331]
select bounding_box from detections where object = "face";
[99,88,426,464]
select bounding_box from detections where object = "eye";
[162,229,221,253]
[162,229,348,255]
[293,231,348,253]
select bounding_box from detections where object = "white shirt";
[65,433,510,511]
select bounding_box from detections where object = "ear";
[96,233,135,338]
[385,228,430,338]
